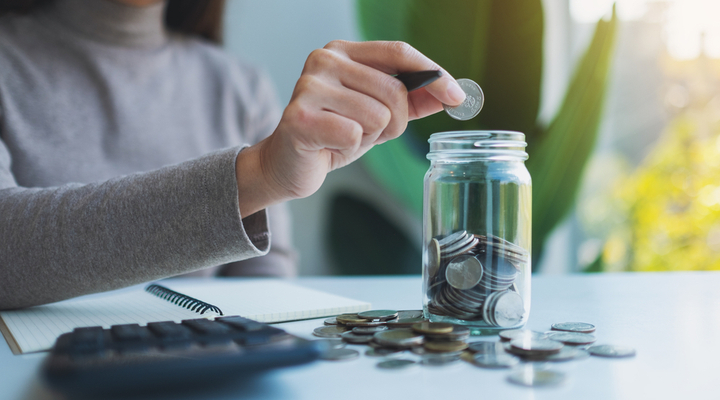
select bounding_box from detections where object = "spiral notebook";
[0,279,371,355]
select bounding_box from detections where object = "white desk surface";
[2,272,719,400]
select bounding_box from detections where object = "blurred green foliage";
[355,0,618,269]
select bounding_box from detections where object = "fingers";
[325,40,466,108]
[302,48,408,144]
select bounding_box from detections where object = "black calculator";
[41,316,321,395]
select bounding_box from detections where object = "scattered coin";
[471,353,520,369]
[386,317,428,328]
[396,310,424,319]
[352,326,388,335]
[343,319,388,327]
[467,341,505,355]
[443,78,484,120]
[424,325,470,342]
[319,348,360,361]
[314,338,345,351]
[365,347,403,357]
[508,338,563,357]
[544,347,590,362]
[376,359,417,370]
[323,317,338,326]
[374,329,425,348]
[341,331,374,344]
[358,310,399,321]
[424,340,468,353]
[587,345,637,358]
[313,326,348,338]
[412,322,454,335]
[336,314,369,325]
[547,332,597,345]
[551,322,596,333]
[421,352,461,366]
[499,329,547,342]
[507,365,566,387]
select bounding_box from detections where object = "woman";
[0,0,465,309]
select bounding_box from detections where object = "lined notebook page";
[0,279,371,354]
[163,280,372,323]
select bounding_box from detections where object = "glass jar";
[422,131,531,333]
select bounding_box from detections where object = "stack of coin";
[426,231,529,326]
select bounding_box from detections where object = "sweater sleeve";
[217,63,298,277]
[0,143,270,310]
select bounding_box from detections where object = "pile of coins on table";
[312,312,636,387]
[426,230,529,326]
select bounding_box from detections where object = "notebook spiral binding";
[145,284,224,316]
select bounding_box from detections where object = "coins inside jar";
[425,230,528,326]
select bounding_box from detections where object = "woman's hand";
[236,40,465,217]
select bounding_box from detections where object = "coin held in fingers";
[443,78,484,120]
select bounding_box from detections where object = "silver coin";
[313,326,348,338]
[314,338,345,351]
[427,239,441,277]
[358,310,399,321]
[551,322,596,333]
[323,317,338,326]
[544,347,590,362]
[499,329,546,342]
[587,344,637,358]
[490,291,524,327]
[438,231,467,247]
[445,255,484,290]
[441,234,475,255]
[343,319,387,327]
[319,348,360,361]
[443,79,484,120]
[385,317,428,328]
[468,341,505,355]
[507,365,566,387]
[397,310,424,319]
[353,325,388,335]
[341,331,374,344]
[374,329,424,347]
[509,338,563,355]
[483,290,525,327]
[547,332,597,345]
[442,239,479,261]
[376,359,417,370]
[424,325,471,342]
[365,347,403,357]
[421,352,461,366]
[471,353,519,368]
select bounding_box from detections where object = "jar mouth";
[427,130,528,161]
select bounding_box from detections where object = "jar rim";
[427,130,528,161]
[428,130,526,142]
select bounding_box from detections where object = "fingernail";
[446,81,466,105]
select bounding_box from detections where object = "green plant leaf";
[328,193,421,275]
[356,0,544,204]
[362,135,428,216]
[526,8,618,263]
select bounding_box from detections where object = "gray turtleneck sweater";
[0,0,296,310]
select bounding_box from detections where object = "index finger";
[325,40,466,107]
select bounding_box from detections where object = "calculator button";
[111,324,152,342]
[147,321,193,338]
[70,327,106,357]
[181,319,233,335]
[217,316,265,331]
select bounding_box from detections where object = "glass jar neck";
[427,131,528,161]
